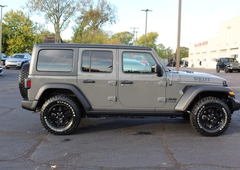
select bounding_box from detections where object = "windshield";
[223,58,238,62]
[228,58,238,62]
[13,54,24,59]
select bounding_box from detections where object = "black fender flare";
[175,86,232,111]
[35,83,91,110]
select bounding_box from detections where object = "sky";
[1,0,240,50]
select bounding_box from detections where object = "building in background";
[189,15,240,69]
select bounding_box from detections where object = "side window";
[122,52,156,73]
[82,50,113,73]
[37,50,73,72]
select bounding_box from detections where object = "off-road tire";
[19,63,30,98]
[190,97,231,136]
[40,95,81,135]
[216,66,220,73]
[224,66,229,73]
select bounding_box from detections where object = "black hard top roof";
[35,43,152,50]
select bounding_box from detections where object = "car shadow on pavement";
[74,117,192,135]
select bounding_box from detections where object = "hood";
[170,70,227,86]
[6,58,25,62]
[226,61,239,66]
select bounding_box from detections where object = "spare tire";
[19,63,30,98]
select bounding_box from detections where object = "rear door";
[77,48,117,108]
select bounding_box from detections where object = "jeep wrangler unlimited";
[19,43,240,136]
[216,57,240,73]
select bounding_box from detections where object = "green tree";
[3,10,35,55]
[174,47,189,59]
[72,0,117,43]
[25,0,80,43]
[73,28,110,44]
[180,47,189,59]
[155,43,167,58]
[110,31,134,45]
[136,32,158,48]
[135,32,174,60]
[1,22,8,54]
[166,47,174,59]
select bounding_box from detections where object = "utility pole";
[141,9,152,46]
[0,5,6,62]
[176,0,182,71]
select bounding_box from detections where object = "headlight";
[17,61,22,66]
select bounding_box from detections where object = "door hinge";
[157,97,166,103]
[108,81,117,86]
[108,96,117,102]
[158,81,167,87]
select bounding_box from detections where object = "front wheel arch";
[175,86,232,112]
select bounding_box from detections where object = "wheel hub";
[201,109,222,129]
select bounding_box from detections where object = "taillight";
[25,78,31,89]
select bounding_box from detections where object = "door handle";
[83,79,95,83]
[121,80,133,84]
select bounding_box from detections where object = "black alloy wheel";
[40,95,81,135]
[190,97,231,136]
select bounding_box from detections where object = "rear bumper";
[22,99,38,111]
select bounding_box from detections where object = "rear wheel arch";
[35,84,91,112]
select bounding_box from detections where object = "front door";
[118,50,166,110]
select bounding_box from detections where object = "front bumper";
[230,97,240,112]
[5,61,23,68]
[228,66,240,71]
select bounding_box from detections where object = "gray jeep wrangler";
[19,43,240,136]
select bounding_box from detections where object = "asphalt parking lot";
[0,68,240,170]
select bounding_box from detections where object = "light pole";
[141,9,152,46]
[130,27,139,44]
[0,5,6,62]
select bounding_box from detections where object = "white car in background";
[5,53,31,69]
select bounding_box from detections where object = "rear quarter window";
[37,50,73,72]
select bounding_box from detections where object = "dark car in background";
[5,53,31,69]
[216,57,240,73]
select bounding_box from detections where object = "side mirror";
[153,64,163,77]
